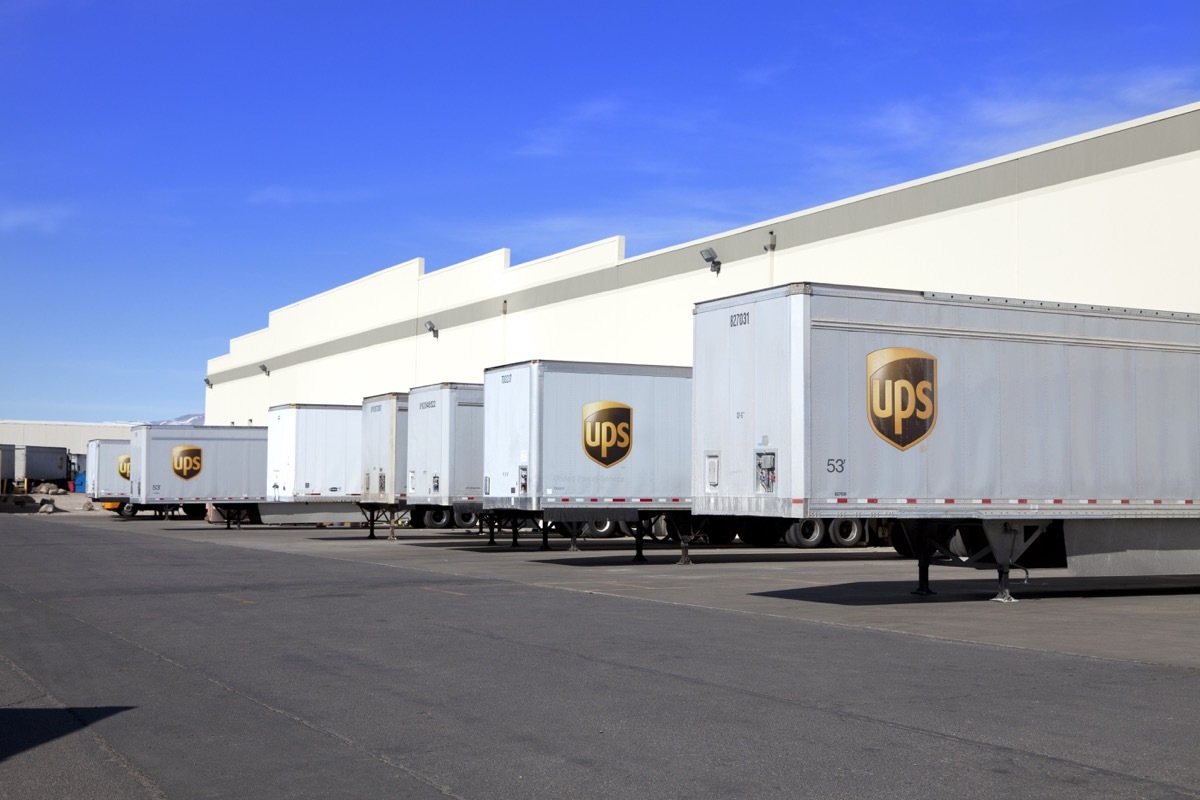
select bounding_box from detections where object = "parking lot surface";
[2,508,1199,799]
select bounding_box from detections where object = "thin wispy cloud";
[515,98,625,158]
[0,203,72,234]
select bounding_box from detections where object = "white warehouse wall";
[206,103,1200,426]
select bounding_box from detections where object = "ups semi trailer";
[482,360,692,556]
[129,425,268,521]
[692,282,1200,600]
[85,439,135,515]
[260,404,363,525]
[358,392,409,537]
[406,383,484,530]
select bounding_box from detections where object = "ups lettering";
[584,420,631,460]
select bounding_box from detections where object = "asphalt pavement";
[2,506,1199,799]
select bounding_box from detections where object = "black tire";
[116,502,138,518]
[738,524,783,547]
[701,517,738,546]
[182,504,207,520]
[889,522,916,558]
[406,509,426,529]
[453,511,478,529]
[784,519,825,548]
[828,518,864,547]
[552,520,584,538]
[424,508,452,529]
[583,519,620,538]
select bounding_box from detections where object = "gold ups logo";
[117,454,131,481]
[867,348,937,450]
[171,445,203,480]
[582,401,632,468]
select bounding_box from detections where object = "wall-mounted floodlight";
[204,378,213,388]
[425,320,439,338]
[700,247,721,275]
[259,364,270,376]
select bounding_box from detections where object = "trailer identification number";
[369,404,381,412]
[419,401,436,409]
[501,374,512,384]
[730,312,750,327]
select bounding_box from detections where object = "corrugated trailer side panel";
[451,389,485,504]
[15,446,68,482]
[803,286,1200,518]
[0,444,13,482]
[539,365,691,511]
[268,405,362,500]
[86,439,130,500]
[131,426,268,503]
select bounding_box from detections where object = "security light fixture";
[204,378,213,388]
[259,364,270,376]
[700,247,721,275]
[425,320,439,338]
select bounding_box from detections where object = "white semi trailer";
[129,425,268,521]
[14,445,69,491]
[482,360,692,557]
[86,439,133,513]
[692,282,1200,600]
[0,444,14,493]
[260,404,362,525]
[405,383,484,530]
[359,392,409,538]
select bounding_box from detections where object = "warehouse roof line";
[206,101,1200,387]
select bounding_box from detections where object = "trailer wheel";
[784,518,825,548]
[423,508,452,529]
[453,511,478,529]
[828,518,864,547]
[583,520,620,538]
[702,517,738,546]
[182,504,206,520]
[552,521,584,538]
[116,503,138,518]
[738,525,782,547]
[889,521,915,558]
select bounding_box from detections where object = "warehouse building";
[206,102,1200,424]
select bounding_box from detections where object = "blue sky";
[2,0,1197,422]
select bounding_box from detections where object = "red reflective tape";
[672,498,681,503]
[1018,498,1028,504]
[561,498,570,502]
[639,498,652,502]
[791,498,804,504]
[1087,499,1097,504]
[1053,499,1063,504]
[1121,499,1130,504]
[907,498,917,504]
[1154,499,1163,505]
[944,499,955,504]
[836,498,848,504]
[981,498,992,504]
[867,498,878,504]
[590,498,599,503]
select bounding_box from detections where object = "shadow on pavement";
[0,706,134,762]
[753,575,1200,605]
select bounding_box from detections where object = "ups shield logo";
[582,401,632,468]
[117,454,131,481]
[171,445,203,480]
[867,348,937,450]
